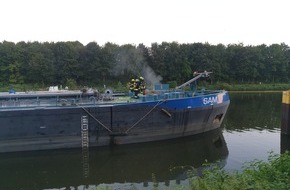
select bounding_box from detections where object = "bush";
[214,82,233,91]
[168,81,177,89]
[189,152,290,190]
[66,78,78,90]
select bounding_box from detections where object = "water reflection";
[221,92,283,171]
[223,92,281,131]
[0,128,228,190]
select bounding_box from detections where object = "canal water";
[1,92,289,190]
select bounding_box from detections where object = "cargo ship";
[0,72,230,152]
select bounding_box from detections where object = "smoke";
[141,65,162,85]
[110,46,162,85]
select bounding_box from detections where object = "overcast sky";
[1,0,289,46]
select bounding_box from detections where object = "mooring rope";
[125,100,166,134]
[81,107,113,133]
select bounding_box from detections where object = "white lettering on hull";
[203,96,218,105]
[203,93,225,105]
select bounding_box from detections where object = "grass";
[189,152,290,190]
[0,83,129,93]
[205,83,290,91]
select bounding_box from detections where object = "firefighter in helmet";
[139,76,146,95]
[134,78,140,98]
[129,78,135,93]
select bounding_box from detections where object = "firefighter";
[129,78,135,93]
[134,78,140,98]
[139,76,146,95]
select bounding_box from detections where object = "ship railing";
[138,89,222,102]
[0,95,97,108]
[0,90,223,108]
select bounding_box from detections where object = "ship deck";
[0,89,224,109]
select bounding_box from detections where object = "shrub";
[168,81,177,89]
[189,152,290,190]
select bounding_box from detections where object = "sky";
[1,0,289,47]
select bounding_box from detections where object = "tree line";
[0,41,289,88]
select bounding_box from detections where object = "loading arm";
[175,71,212,90]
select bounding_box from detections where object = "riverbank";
[188,152,290,190]
[204,83,290,92]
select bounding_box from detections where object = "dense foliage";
[189,152,290,190]
[0,41,289,89]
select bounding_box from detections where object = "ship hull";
[0,92,230,152]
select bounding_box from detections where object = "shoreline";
[228,90,284,93]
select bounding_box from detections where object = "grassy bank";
[1,82,290,93]
[0,83,128,93]
[204,83,290,91]
[188,152,290,190]
[0,83,47,92]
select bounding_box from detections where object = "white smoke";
[111,45,162,85]
[141,65,162,85]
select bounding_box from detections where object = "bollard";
[281,91,290,135]
[280,134,290,153]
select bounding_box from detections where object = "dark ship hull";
[0,90,229,152]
